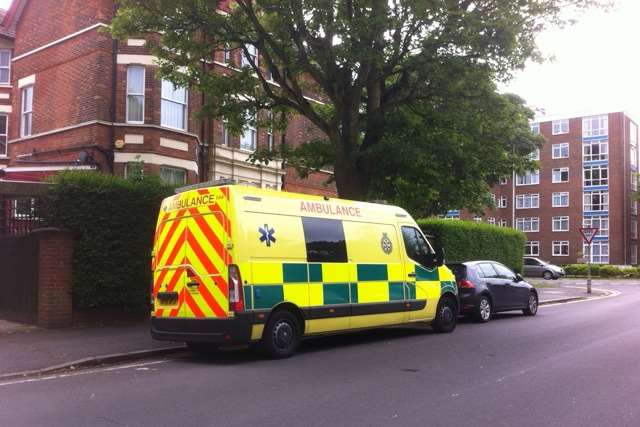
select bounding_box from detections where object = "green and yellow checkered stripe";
[244,263,449,311]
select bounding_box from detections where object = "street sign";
[579,227,598,244]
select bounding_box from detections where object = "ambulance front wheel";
[432,295,457,333]
[261,310,302,359]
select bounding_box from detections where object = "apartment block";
[459,112,639,265]
[0,0,335,196]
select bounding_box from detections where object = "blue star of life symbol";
[259,224,276,247]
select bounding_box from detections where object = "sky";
[0,0,635,121]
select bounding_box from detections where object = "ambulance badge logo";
[259,224,276,247]
[381,233,393,254]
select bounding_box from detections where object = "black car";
[447,261,538,322]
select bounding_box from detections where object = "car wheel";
[432,296,457,333]
[523,292,538,316]
[475,295,492,323]
[543,271,553,280]
[261,310,301,359]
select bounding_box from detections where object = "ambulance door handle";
[408,272,416,278]
[187,281,200,288]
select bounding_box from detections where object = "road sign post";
[579,227,599,294]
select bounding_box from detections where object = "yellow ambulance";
[151,182,458,358]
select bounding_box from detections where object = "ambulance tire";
[432,295,457,333]
[261,310,301,359]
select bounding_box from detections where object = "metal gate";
[0,234,39,323]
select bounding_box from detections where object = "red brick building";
[459,112,638,265]
[0,0,336,196]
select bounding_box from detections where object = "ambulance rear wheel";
[261,310,301,359]
[432,296,457,333]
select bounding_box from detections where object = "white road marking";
[0,359,168,388]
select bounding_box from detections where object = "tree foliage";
[111,0,605,208]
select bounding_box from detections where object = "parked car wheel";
[543,270,554,280]
[523,292,538,316]
[432,296,457,333]
[475,295,492,323]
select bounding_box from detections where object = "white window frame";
[584,164,608,187]
[487,217,496,225]
[241,44,258,68]
[222,43,232,64]
[552,216,570,232]
[499,177,508,185]
[631,121,638,146]
[632,218,638,240]
[528,148,540,161]
[552,167,569,183]
[21,85,33,137]
[516,217,540,233]
[583,216,609,238]
[552,192,569,208]
[266,110,274,150]
[552,143,569,159]
[583,191,609,212]
[552,241,570,257]
[633,201,638,216]
[0,114,7,156]
[499,219,508,227]
[515,193,540,209]
[221,120,230,146]
[632,172,638,192]
[126,66,145,124]
[498,196,508,209]
[240,113,257,151]
[516,170,540,186]
[632,244,638,265]
[0,49,11,85]
[525,241,540,256]
[161,79,188,131]
[552,119,569,135]
[159,166,187,186]
[530,122,540,135]
[583,140,608,162]
[582,115,608,138]
[585,242,609,264]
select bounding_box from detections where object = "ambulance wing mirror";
[434,246,445,267]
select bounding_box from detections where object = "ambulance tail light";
[228,265,244,312]
[457,279,475,289]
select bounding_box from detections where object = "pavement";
[0,279,619,380]
[0,278,637,427]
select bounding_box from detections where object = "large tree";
[112,0,602,201]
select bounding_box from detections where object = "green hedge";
[417,219,526,273]
[44,171,174,310]
[563,264,640,278]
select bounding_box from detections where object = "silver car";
[523,257,565,280]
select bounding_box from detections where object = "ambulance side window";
[401,226,434,267]
[302,217,348,263]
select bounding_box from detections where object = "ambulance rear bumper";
[151,315,252,344]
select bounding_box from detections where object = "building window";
[21,85,33,137]
[525,241,540,256]
[487,217,496,225]
[633,202,638,216]
[161,80,188,130]
[240,113,257,151]
[498,196,508,209]
[584,165,608,187]
[552,241,569,256]
[473,216,482,222]
[552,216,569,232]
[222,43,232,64]
[266,110,274,150]
[583,140,608,162]
[585,242,609,264]
[516,193,540,209]
[516,170,540,186]
[552,119,569,135]
[221,120,230,146]
[0,114,6,156]
[0,49,10,84]
[159,166,187,186]
[632,218,638,240]
[530,122,540,134]
[584,191,608,212]
[582,115,608,138]
[632,145,638,168]
[552,143,569,159]
[632,244,638,265]
[552,167,569,183]
[516,217,540,232]
[499,177,508,185]
[583,216,609,238]
[631,121,638,146]
[528,148,540,161]
[126,66,145,124]
[632,172,638,192]
[552,192,569,207]
[241,44,258,68]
